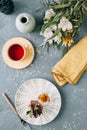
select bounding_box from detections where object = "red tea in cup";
[8,44,25,61]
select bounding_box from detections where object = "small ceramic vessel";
[16,12,36,33]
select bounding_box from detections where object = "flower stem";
[50,2,71,10]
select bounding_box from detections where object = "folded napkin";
[51,36,87,86]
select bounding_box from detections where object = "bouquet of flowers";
[40,0,87,55]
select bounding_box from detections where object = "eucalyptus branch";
[40,0,87,56]
[49,2,71,10]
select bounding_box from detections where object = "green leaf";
[62,46,69,57]
[41,21,57,32]
[82,5,87,12]
[49,2,71,10]
[56,41,62,49]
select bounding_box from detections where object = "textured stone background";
[0,0,87,130]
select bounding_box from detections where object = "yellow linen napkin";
[51,36,87,86]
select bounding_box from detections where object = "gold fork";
[2,93,31,130]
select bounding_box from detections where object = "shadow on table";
[13,1,32,14]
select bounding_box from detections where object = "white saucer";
[2,37,34,69]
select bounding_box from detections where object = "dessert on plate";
[26,93,50,118]
[26,100,43,118]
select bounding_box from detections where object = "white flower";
[45,8,56,19]
[43,28,53,39]
[40,31,43,35]
[40,25,62,45]
[48,35,61,45]
[40,25,57,37]
[50,25,57,31]
[48,39,53,44]
[58,17,72,31]
[41,38,53,45]
[54,0,62,3]
[53,35,61,44]
[44,21,48,24]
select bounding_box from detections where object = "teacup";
[8,43,26,61]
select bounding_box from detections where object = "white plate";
[15,78,61,125]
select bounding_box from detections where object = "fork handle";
[2,93,18,115]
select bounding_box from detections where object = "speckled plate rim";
[2,37,34,69]
[15,78,62,125]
